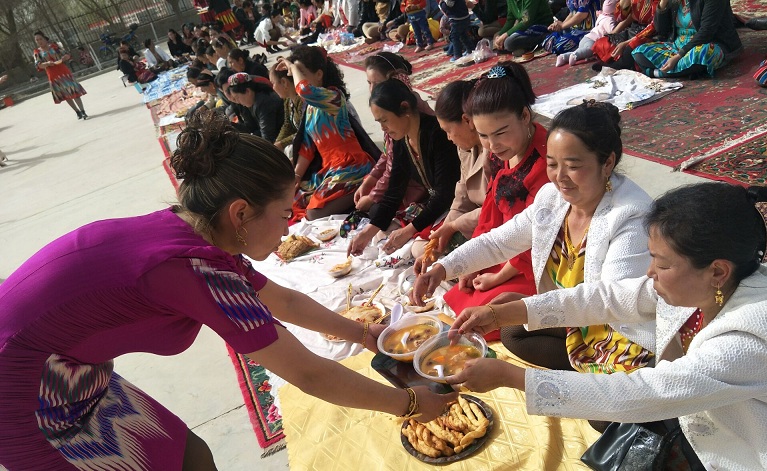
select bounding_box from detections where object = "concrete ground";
[0,53,704,470]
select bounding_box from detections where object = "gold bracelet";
[400,387,419,418]
[361,321,370,346]
[487,304,500,330]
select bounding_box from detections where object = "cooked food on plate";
[276,234,318,261]
[402,396,490,459]
[328,256,352,277]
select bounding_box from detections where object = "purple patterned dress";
[0,208,278,470]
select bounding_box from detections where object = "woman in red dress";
[33,31,87,119]
[429,62,550,339]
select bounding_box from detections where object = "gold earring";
[605,178,613,192]
[715,284,724,307]
[235,226,248,246]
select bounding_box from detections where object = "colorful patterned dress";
[756,56,767,87]
[546,224,654,373]
[0,208,280,470]
[34,43,86,104]
[292,80,374,220]
[543,0,601,53]
[443,124,549,322]
[631,0,725,76]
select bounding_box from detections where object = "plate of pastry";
[401,395,493,463]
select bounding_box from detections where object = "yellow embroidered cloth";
[279,344,600,470]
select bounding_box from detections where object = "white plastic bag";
[472,39,496,64]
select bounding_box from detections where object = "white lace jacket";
[438,173,656,350]
[523,267,767,470]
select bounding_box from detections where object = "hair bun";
[170,110,239,180]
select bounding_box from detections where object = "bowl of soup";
[413,331,487,383]
[377,314,443,362]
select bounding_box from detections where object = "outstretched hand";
[411,386,459,422]
[448,304,498,339]
[364,322,386,352]
[409,263,446,305]
[445,358,524,393]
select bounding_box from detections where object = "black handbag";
[581,420,705,471]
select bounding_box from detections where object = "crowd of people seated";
[7,1,766,468]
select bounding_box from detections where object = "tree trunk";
[0,5,28,70]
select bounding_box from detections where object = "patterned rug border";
[226,344,287,456]
[683,129,767,185]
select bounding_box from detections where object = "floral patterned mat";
[686,132,767,186]
[227,345,287,457]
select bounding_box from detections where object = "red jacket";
[401,0,426,13]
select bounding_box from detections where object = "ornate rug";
[226,345,287,457]
[601,30,767,166]
[330,40,551,98]
[731,0,767,17]
[685,131,767,185]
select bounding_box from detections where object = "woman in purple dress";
[0,111,455,470]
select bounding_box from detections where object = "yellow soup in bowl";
[420,344,482,377]
[383,324,441,356]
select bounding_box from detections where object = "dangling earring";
[236,226,248,246]
[605,177,613,192]
[715,284,724,307]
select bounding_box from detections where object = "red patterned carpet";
[731,0,767,17]
[331,41,551,98]
[687,132,767,185]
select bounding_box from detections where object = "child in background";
[298,0,317,33]
[440,0,476,62]
[402,0,435,52]
[555,0,617,66]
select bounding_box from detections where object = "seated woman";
[590,0,659,71]
[631,0,742,78]
[211,36,234,70]
[269,64,305,152]
[255,9,294,53]
[118,48,156,84]
[143,38,174,72]
[186,62,215,87]
[429,64,550,328]
[354,52,430,213]
[492,0,552,55]
[167,28,193,59]
[0,111,455,470]
[227,47,269,78]
[445,182,767,470]
[214,67,257,132]
[181,23,196,46]
[347,79,461,257]
[227,72,285,143]
[542,0,600,55]
[413,102,655,376]
[279,46,378,221]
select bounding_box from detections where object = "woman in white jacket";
[447,182,767,470]
[412,101,655,375]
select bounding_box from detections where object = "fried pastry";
[422,238,439,265]
[277,234,318,261]
[402,397,489,459]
